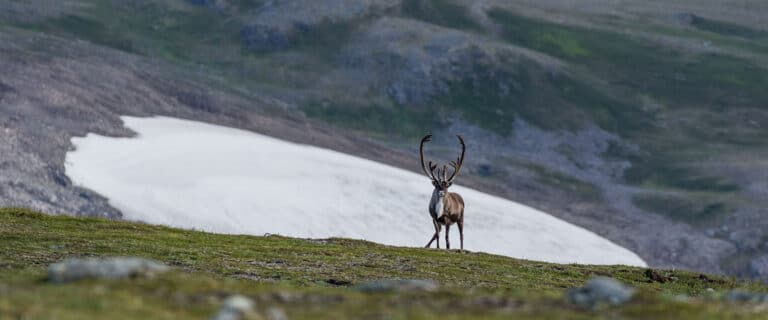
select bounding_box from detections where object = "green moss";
[437,63,528,135]
[301,102,440,138]
[488,8,768,110]
[434,59,649,137]
[226,0,266,11]
[287,18,361,59]
[24,14,138,53]
[690,16,768,40]
[546,76,651,136]
[401,0,482,31]
[524,163,602,201]
[624,162,739,193]
[632,193,730,223]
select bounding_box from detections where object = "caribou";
[419,134,466,251]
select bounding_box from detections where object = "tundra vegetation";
[3,208,768,319]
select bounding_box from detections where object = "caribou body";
[419,134,466,251]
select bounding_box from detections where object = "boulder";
[567,277,635,309]
[355,279,439,293]
[211,295,259,320]
[48,257,169,283]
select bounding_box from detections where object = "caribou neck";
[429,188,444,220]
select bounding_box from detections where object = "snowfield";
[65,116,646,266]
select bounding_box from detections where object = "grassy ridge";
[1,208,767,319]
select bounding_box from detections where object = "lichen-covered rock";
[355,279,439,293]
[48,257,169,283]
[567,277,635,309]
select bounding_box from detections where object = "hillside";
[2,208,768,319]
[2,0,768,279]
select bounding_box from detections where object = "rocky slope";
[2,0,768,279]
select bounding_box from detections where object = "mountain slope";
[2,0,768,278]
[1,208,767,319]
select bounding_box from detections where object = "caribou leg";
[425,220,440,248]
[425,233,438,248]
[458,219,464,252]
[445,224,451,250]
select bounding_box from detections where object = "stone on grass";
[567,277,635,309]
[355,279,439,293]
[266,307,288,320]
[48,257,169,283]
[211,295,259,320]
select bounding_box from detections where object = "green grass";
[28,14,139,53]
[2,208,768,319]
[19,2,237,61]
[486,8,768,204]
[433,56,647,136]
[437,62,529,135]
[301,102,440,138]
[524,163,602,202]
[625,163,739,193]
[401,0,482,31]
[489,8,768,111]
[224,0,266,12]
[287,18,363,59]
[690,15,768,40]
[632,193,730,224]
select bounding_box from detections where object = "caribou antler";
[427,161,439,181]
[420,134,466,183]
[420,134,438,181]
[446,135,465,183]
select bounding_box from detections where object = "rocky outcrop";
[339,17,560,105]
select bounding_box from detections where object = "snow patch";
[65,116,646,266]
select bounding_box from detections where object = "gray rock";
[211,295,256,320]
[355,279,439,293]
[567,277,635,309]
[266,307,288,320]
[48,257,169,283]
